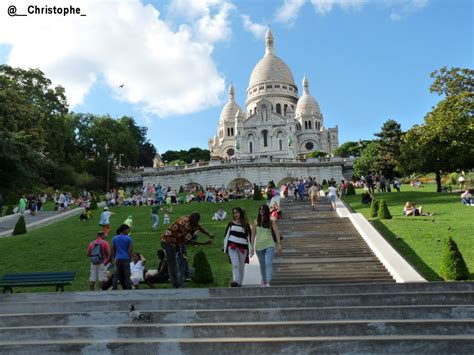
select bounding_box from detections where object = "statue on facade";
[287,133,293,147]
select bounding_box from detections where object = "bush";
[322,179,327,186]
[192,251,213,284]
[13,215,27,235]
[440,237,470,280]
[253,185,262,200]
[369,199,379,218]
[6,205,14,216]
[377,199,392,219]
[179,185,184,194]
[90,197,98,210]
[346,183,356,196]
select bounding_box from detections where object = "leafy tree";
[374,119,403,179]
[333,140,371,158]
[306,150,326,158]
[440,237,470,280]
[400,93,474,192]
[162,147,210,164]
[430,67,474,97]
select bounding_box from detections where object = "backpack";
[90,241,104,265]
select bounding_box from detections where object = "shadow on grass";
[371,219,441,281]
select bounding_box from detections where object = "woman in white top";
[327,182,338,211]
[130,252,146,288]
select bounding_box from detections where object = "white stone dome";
[248,29,296,88]
[219,83,242,123]
[296,75,321,116]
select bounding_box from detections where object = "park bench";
[442,185,452,193]
[1,271,76,293]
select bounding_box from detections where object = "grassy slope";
[343,184,474,280]
[0,199,263,291]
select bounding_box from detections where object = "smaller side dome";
[219,82,242,123]
[295,75,321,117]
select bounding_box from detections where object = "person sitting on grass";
[130,252,146,289]
[461,190,473,206]
[144,250,169,287]
[212,207,227,221]
[79,207,93,221]
[361,192,373,204]
[403,201,433,217]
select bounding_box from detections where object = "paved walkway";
[0,204,105,238]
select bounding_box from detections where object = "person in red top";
[86,232,111,291]
[160,212,214,288]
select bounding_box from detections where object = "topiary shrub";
[13,215,27,235]
[369,199,379,218]
[377,199,392,219]
[192,251,214,284]
[253,185,262,200]
[179,185,184,194]
[90,197,98,210]
[322,179,327,186]
[6,205,14,216]
[346,183,356,196]
[440,237,470,280]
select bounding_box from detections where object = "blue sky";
[0,0,472,154]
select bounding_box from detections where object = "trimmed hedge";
[192,251,214,284]
[13,215,27,235]
[377,200,392,219]
[346,183,356,196]
[253,185,262,200]
[5,205,14,216]
[440,237,470,280]
[369,199,379,218]
[90,197,98,210]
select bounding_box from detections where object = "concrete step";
[1,336,473,354]
[1,320,473,341]
[2,305,473,327]
[1,292,473,314]
[2,282,473,303]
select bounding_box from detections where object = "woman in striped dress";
[223,207,252,287]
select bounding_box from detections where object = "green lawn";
[0,199,263,292]
[343,184,474,281]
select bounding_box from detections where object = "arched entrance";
[277,177,297,187]
[227,178,252,191]
[185,182,204,192]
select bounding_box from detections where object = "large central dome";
[248,29,296,88]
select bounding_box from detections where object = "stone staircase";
[272,198,394,286]
[0,282,473,353]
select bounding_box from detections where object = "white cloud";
[0,0,230,117]
[275,0,306,25]
[310,0,368,14]
[387,0,429,21]
[241,14,267,39]
[274,0,428,23]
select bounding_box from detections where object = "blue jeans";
[256,247,275,285]
[151,213,159,230]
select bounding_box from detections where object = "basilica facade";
[208,29,339,160]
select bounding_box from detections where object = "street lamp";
[105,143,110,193]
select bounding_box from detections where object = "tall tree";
[430,67,474,97]
[333,140,371,158]
[400,92,474,192]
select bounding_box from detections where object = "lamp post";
[105,143,110,193]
